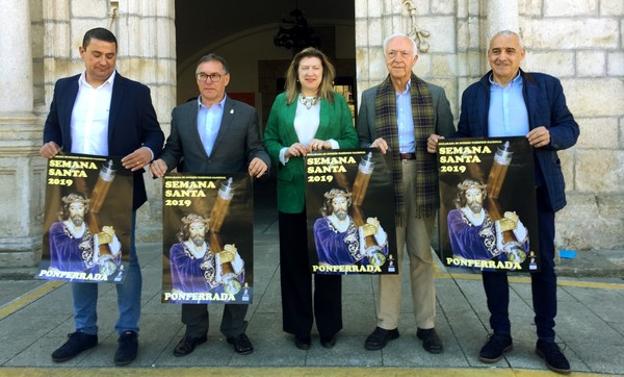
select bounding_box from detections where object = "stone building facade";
[0,0,621,267]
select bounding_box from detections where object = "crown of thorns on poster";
[326,152,388,267]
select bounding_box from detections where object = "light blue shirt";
[197,95,226,157]
[396,81,415,153]
[488,72,529,137]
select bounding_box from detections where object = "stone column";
[116,0,177,243]
[0,0,46,266]
[487,0,519,39]
[0,0,34,112]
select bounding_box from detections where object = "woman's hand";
[285,142,309,158]
[307,139,332,152]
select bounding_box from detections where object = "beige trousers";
[376,160,436,330]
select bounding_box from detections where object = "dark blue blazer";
[457,70,579,212]
[43,72,165,210]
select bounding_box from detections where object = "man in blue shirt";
[428,30,579,375]
[151,54,269,357]
[41,27,164,367]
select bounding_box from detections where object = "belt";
[399,153,416,160]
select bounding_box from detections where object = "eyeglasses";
[196,72,224,82]
[386,50,412,59]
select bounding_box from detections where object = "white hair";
[489,30,525,51]
[382,32,418,57]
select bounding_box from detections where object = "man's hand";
[98,226,116,245]
[285,142,308,158]
[361,217,379,238]
[527,126,550,148]
[427,134,445,153]
[248,157,268,178]
[366,217,380,228]
[150,159,168,178]
[498,212,519,232]
[220,243,238,264]
[40,141,61,159]
[122,146,152,172]
[307,139,331,152]
[370,137,389,154]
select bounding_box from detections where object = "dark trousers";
[482,187,557,342]
[278,211,342,339]
[181,303,248,338]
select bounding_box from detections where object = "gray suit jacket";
[357,80,455,146]
[161,96,270,174]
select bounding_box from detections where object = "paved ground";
[0,182,622,376]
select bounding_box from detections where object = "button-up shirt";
[197,95,226,157]
[70,71,115,155]
[396,81,415,153]
[488,72,529,137]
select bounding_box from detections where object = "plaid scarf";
[375,73,438,222]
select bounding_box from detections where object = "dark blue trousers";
[482,187,557,342]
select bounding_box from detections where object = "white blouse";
[279,96,338,165]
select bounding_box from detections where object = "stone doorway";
[174,0,356,128]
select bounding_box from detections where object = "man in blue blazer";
[40,27,164,366]
[428,30,579,374]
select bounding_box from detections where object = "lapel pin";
[230,109,234,114]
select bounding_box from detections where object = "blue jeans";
[72,212,142,335]
[482,187,557,342]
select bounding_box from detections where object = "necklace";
[300,95,319,110]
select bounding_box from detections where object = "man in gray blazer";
[151,53,269,356]
[357,33,454,354]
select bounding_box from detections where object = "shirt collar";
[396,80,411,96]
[78,70,116,89]
[198,94,227,110]
[488,70,522,88]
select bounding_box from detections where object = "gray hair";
[382,33,418,57]
[196,53,230,74]
[489,30,525,51]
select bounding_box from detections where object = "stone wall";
[355,0,624,251]
[518,0,624,249]
[1,0,620,267]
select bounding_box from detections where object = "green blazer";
[264,92,358,213]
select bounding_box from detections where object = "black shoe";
[51,331,98,362]
[416,328,444,354]
[364,327,400,350]
[320,334,337,349]
[226,333,254,355]
[536,340,571,374]
[114,331,138,366]
[173,334,207,357]
[479,334,513,363]
[294,335,311,350]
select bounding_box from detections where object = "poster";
[305,149,397,275]
[437,137,540,272]
[37,153,133,283]
[161,173,253,304]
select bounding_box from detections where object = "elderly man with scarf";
[357,32,454,353]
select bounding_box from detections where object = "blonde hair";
[285,47,336,105]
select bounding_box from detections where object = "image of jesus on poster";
[313,188,388,266]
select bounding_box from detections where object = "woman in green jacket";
[264,47,358,350]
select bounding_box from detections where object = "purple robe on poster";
[313,217,388,265]
[49,221,97,273]
[169,242,245,294]
[447,209,529,261]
